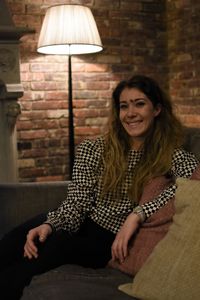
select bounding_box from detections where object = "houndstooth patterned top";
[46,136,199,234]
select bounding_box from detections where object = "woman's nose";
[127,105,137,117]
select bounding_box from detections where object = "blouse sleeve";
[45,139,103,233]
[141,149,199,219]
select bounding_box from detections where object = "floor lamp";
[37,4,103,178]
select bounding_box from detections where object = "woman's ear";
[154,104,162,117]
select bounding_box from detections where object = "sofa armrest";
[0,181,69,238]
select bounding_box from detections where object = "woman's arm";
[111,150,200,262]
[45,138,103,233]
[141,149,199,219]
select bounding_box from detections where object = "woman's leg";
[0,229,76,300]
[72,218,115,268]
[0,214,46,269]
[0,218,115,300]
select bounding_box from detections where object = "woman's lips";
[127,120,142,128]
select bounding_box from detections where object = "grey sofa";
[0,127,199,300]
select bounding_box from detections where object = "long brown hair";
[102,75,184,202]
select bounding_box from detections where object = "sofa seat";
[22,265,134,300]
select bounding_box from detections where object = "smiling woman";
[103,75,185,202]
[0,75,199,300]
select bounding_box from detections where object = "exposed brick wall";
[8,0,197,182]
[167,0,200,127]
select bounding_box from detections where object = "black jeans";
[0,214,115,300]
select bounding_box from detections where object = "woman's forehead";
[120,87,148,101]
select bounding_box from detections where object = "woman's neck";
[131,139,144,151]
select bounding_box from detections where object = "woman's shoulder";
[172,147,199,163]
[171,148,199,177]
[76,136,105,158]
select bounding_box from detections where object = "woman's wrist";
[132,206,146,223]
[43,222,54,233]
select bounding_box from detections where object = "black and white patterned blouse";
[46,136,199,234]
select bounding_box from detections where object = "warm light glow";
[37,4,103,55]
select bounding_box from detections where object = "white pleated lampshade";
[37,4,103,55]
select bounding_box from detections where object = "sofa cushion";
[183,127,200,160]
[109,176,174,275]
[21,265,134,300]
[118,178,200,300]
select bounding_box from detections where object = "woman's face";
[119,87,161,150]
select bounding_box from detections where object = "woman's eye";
[119,103,128,109]
[136,101,145,107]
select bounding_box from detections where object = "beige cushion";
[118,178,200,300]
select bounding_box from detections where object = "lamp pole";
[37,4,103,180]
[68,54,74,179]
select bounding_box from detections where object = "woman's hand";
[111,213,140,263]
[24,223,52,259]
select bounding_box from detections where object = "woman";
[0,75,199,299]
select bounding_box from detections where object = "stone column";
[0,0,34,182]
[0,83,23,182]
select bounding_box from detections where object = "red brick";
[75,126,101,136]
[85,64,109,72]
[19,168,46,178]
[86,81,110,90]
[36,175,64,182]
[31,82,58,91]
[32,101,63,110]
[19,130,48,140]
